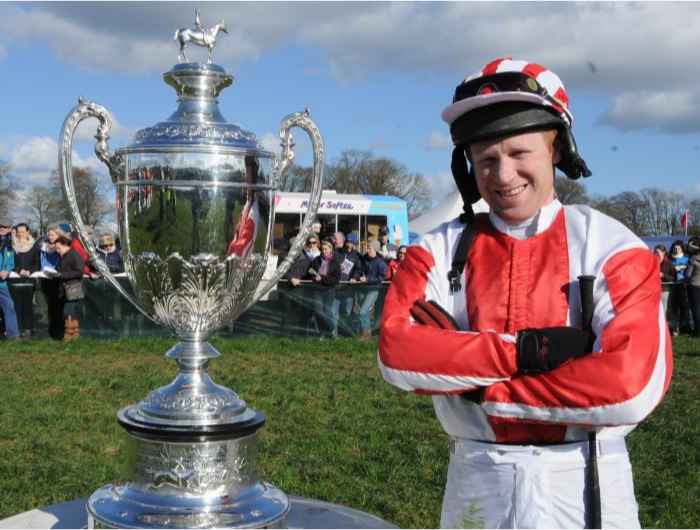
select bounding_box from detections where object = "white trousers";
[440,438,640,529]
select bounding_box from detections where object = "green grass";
[0,336,698,528]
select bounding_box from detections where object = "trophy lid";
[126,62,266,153]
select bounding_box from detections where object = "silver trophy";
[58,13,324,529]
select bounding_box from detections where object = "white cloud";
[74,115,133,142]
[428,131,451,151]
[427,170,456,204]
[599,91,700,133]
[259,132,282,156]
[4,3,700,132]
[7,136,106,188]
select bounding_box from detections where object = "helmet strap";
[555,127,592,180]
[451,145,479,224]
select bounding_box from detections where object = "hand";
[516,327,594,374]
[360,275,367,283]
[20,269,30,277]
[290,277,301,287]
[410,299,459,331]
[0,271,8,280]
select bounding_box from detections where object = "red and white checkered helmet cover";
[442,57,574,128]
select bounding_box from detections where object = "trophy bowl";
[58,16,324,529]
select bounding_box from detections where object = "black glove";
[410,299,460,331]
[516,327,594,374]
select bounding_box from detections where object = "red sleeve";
[482,248,673,427]
[378,245,518,393]
[71,239,92,274]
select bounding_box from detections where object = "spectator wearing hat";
[333,232,364,335]
[333,231,346,254]
[11,222,40,338]
[0,218,20,339]
[358,242,388,340]
[377,227,398,262]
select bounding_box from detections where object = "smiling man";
[378,58,673,528]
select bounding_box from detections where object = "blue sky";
[1,1,699,219]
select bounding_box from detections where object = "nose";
[491,156,518,185]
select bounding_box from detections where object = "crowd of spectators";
[0,217,124,341]
[654,237,700,337]
[279,225,407,340]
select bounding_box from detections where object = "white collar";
[488,199,562,240]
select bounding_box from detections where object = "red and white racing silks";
[379,200,673,444]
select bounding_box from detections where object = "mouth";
[495,184,527,198]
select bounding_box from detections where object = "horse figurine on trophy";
[174,10,228,63]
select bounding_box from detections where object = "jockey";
[378,58,672,528]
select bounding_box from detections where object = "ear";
[551,130,562,165]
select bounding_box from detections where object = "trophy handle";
[247,109,325,309]
[58,98,152,321]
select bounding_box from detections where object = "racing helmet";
[442,58,591,221]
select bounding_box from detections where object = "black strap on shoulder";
[447,221,478,294]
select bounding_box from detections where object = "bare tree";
[592,191,649,235]
[0,161,16,216]
[26,185,59,235]
[276,163,316,192]
[689,198,700,236]
[554,176,589,205]
[326,150,431,218]
[50,167,111,227]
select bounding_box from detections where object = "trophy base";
[86,403,289,529]
[87,481,289,529]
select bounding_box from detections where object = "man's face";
[0,225,10,237]
[16,226,28,239]
[470,130,559,225]
[335,233,344,247]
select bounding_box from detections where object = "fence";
[2,277,391,340]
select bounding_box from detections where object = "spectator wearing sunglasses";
[386,245,407,280]
[95,233,125,274]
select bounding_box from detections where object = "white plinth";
[0,496,397,529]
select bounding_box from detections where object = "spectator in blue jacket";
[333,232,364,336]
[0,218,19,339]
[669,240,690,335]
[358,240,388,340]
